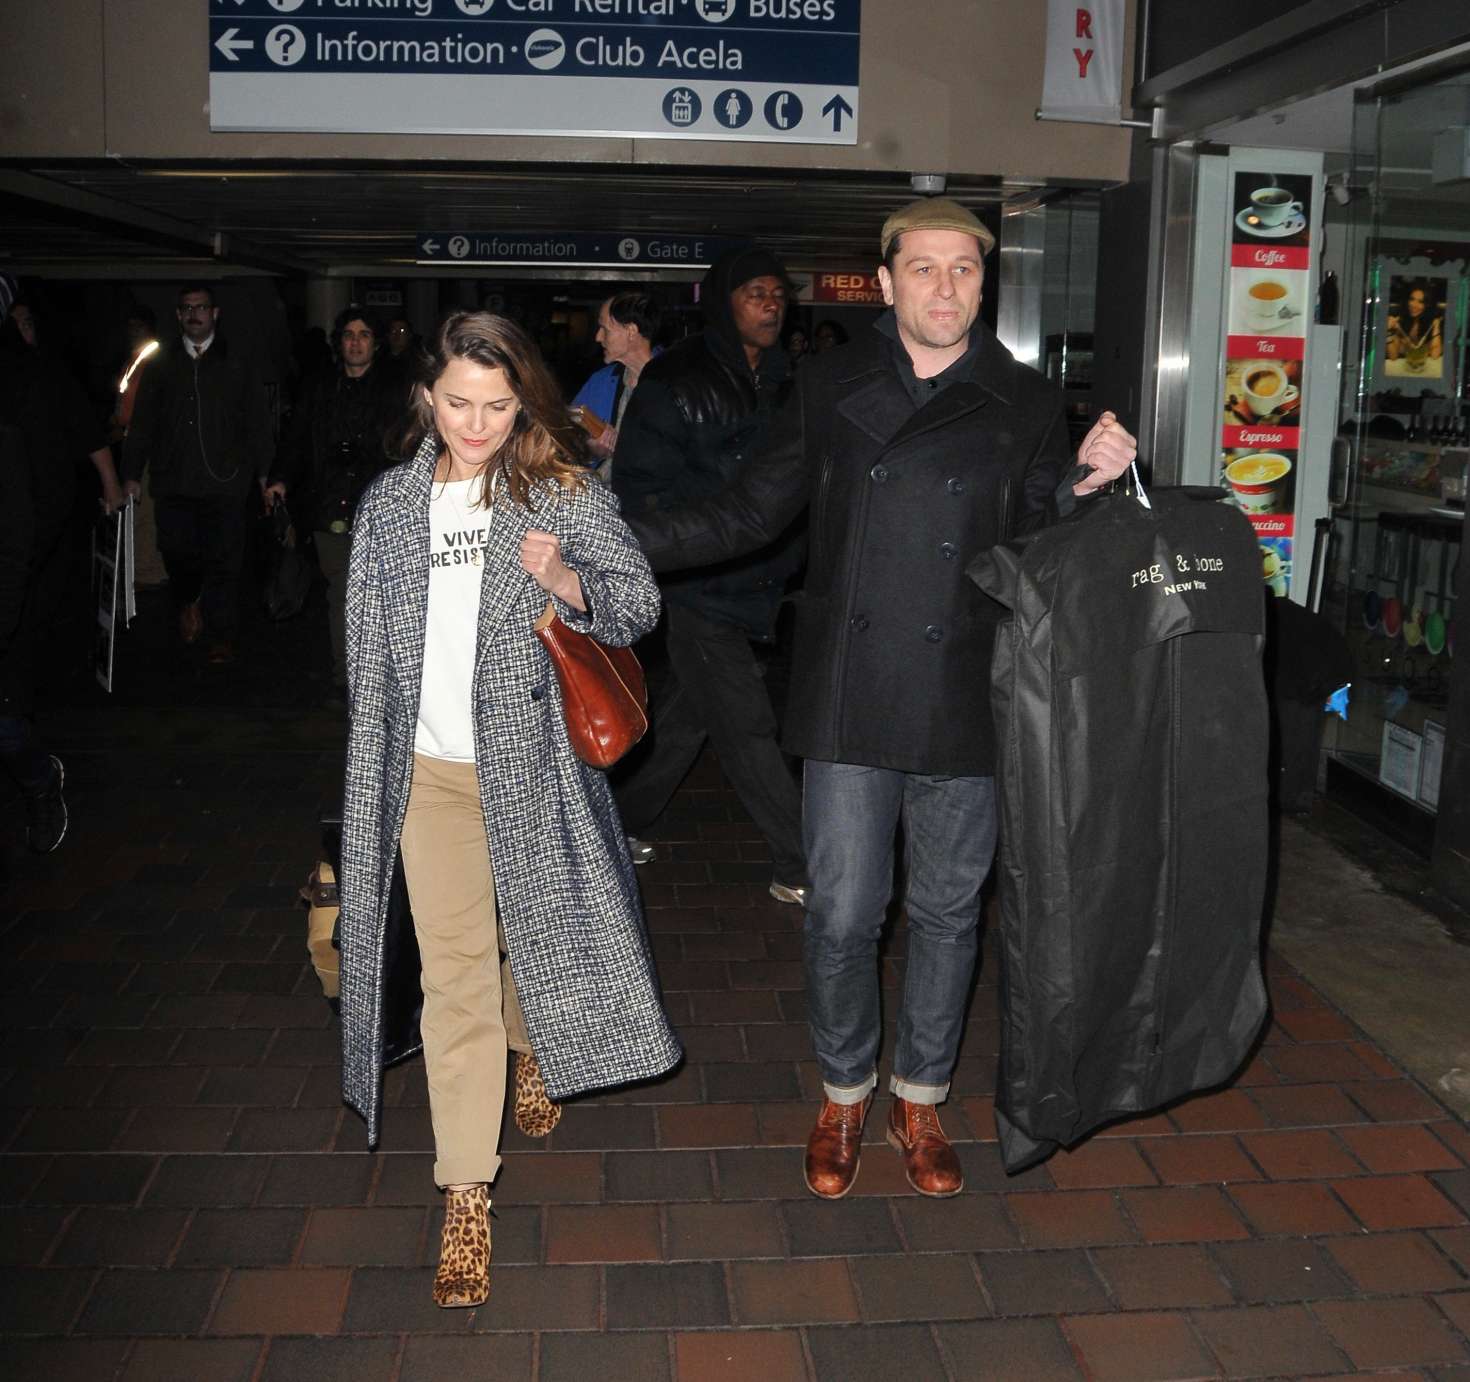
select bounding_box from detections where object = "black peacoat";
[627,316,1072,776]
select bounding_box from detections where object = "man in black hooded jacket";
[610,246,808,901]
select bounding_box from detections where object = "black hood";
[700,245,792,378]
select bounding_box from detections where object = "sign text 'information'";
[209,0,861,145]
[414,231,736,265]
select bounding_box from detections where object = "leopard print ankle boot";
[513,1052,562,1137]
[433,1183,490,1308]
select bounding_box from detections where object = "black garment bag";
[970,482,1270,1172]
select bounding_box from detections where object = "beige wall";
[2,0,106,158]
[4,0,1133,184]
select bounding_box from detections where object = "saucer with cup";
[1237,185,1307,238]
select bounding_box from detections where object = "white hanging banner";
[1039,0,1125,123]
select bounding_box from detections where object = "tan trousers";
[400,753,532,1188]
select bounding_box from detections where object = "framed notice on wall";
[1218,167,1316,599]
[1366,241,1470,407]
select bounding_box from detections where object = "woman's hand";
[521,530,586,611]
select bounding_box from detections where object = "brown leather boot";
[886,1096,963,1197]
[433,1183,491,1308]
[803,1095,871,1199]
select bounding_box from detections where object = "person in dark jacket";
[610,246,808,899]
[122,283,273,665]
[265,306,401,692]
[0,276,127,852]
[0,420,66,854]
[0,275,74,852]
[624,199,1137,1199]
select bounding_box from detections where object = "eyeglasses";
[178,305,214,316]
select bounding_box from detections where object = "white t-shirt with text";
[414,476,493,762]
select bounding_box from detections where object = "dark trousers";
[314,527,351,687]
[613,604,807,887]
[154,494,249,639]
[802,760,997,1104]
[0,715,51,794]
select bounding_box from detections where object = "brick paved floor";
[2,709,1468,1379]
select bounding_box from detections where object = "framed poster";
[1368,241,1470,404]
[1384,274,1447,380]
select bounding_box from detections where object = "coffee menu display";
[1221,170,1313,597]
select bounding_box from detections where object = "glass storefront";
[1322,66,1470,846]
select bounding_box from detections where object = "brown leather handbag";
[533,600,649,768]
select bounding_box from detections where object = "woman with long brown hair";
[337,312,681,1309]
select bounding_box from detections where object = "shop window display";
[1321,76,1469,843]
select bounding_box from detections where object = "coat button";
[870,464,889,484]
[946,477,966,495]
[924,624,943,642]
[850,615,869,632]
[939,542,958,561]
[530,686,545,701]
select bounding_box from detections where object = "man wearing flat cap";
[611,245,810,903]
[625,198,1137,1198]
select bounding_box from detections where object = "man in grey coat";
[626,198,1138,1200]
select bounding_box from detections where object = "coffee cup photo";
[1242,362,1300,417]
[1224,451,1294,515]
[1248,186,1303,227]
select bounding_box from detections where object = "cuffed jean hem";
[890,1075,949,1105]
[434,1155,501,1190]
[822,1072,877,1105]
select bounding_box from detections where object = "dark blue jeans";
[803,760,997,1106]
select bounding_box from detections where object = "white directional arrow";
[214,28,254,61]
[421,238,441,256]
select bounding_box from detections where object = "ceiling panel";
[0,161,1062,277]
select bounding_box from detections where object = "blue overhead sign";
[209,0,861,144]
[414,230,738,265]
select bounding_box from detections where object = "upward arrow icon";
[822,94,853,132]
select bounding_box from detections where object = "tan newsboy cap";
[881,196,996,258]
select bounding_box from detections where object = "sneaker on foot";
[25,755,67,854]
[626,836,657,865]
[769,881,809,906]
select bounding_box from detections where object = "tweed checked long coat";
[339,435,683,1145]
